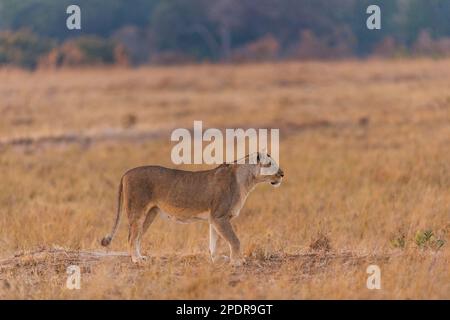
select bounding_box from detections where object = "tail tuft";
[101,235,112,247]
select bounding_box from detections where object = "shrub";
[0,29,54,69]
[231,34,280,62]
[413,30,450,58]
[415,230,445,250]
[390,231,406,249]
[39,36,128,68]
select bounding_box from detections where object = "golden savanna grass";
[0,59,449,299]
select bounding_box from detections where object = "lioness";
[101,152,284,266]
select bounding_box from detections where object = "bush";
[231,34,279,63]
[293,29,355,60]
[413,30,450,58]
[0,30,54,69]
[415,230,445,250]
[372,36,403,58]
[39,36,129,68]
[112,26,155,65]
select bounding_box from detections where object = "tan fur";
[101,152,284,265]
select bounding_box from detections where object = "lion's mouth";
[271,180,282,187]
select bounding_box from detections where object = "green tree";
[151,0,216,59]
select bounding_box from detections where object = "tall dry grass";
[0,59,449,299]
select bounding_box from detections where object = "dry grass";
[0,59,449,299]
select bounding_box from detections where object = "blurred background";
[1,0,450,69]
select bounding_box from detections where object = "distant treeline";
[1,0,450,68]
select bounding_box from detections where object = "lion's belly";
[158,204,210,224]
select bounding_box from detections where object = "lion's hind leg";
[143,206,160,235]
[128,216,146,264]
[128,205,160,264]
[140,206,160,260]
[126,201,151,264]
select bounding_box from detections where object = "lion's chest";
[229,191,250,218]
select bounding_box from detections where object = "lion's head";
[236,151,284,187]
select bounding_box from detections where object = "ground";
[0,59,449,299]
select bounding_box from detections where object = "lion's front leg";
[209,224,218,261]
[211,217,244,266]
[209,224,229,263]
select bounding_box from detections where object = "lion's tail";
[101,177,124,247]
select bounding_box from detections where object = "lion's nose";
[278,169,284,177]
